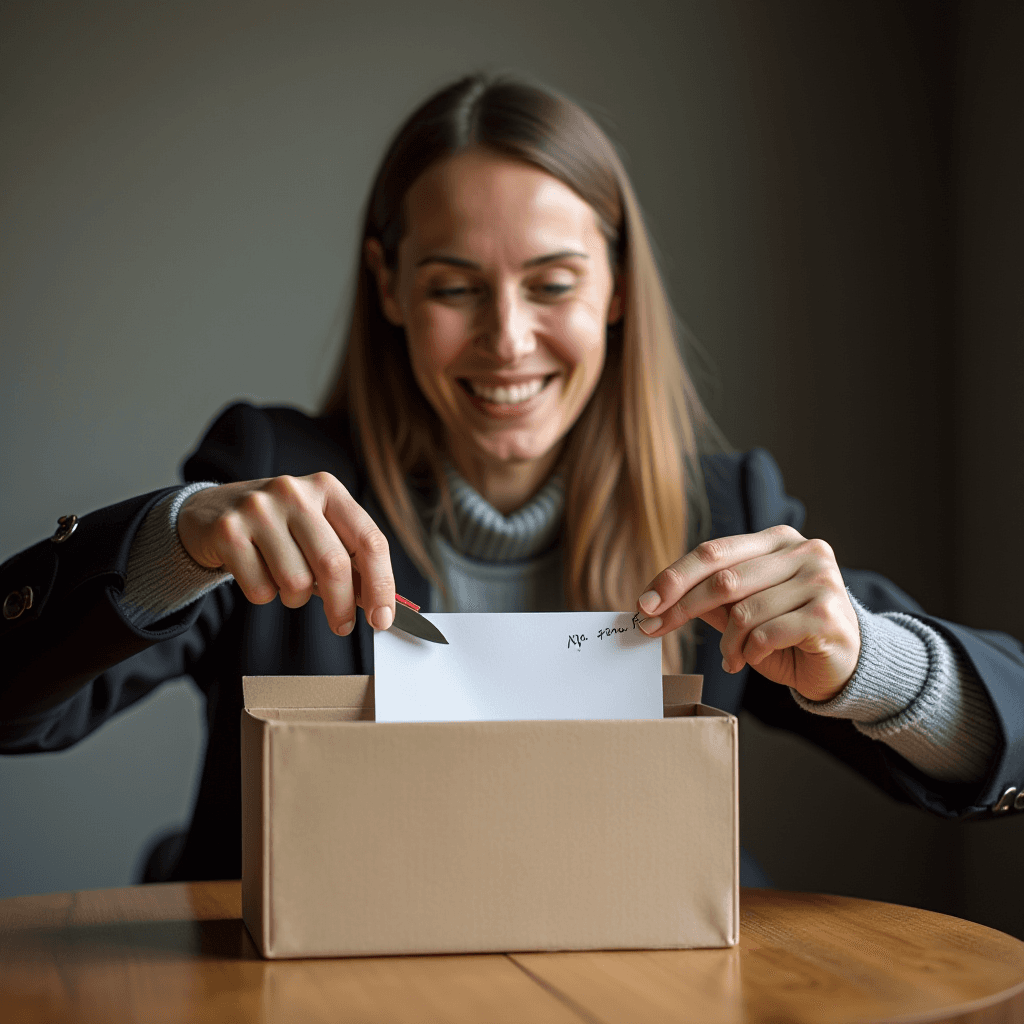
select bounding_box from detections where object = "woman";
[1,76,1020,887]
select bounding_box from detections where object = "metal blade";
[391,602,449,644]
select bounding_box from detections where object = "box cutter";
[392,594,449,644]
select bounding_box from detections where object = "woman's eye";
[430,286,477,299]
[428,279,573,300]
[533,282,573,298]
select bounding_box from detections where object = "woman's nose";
[477,289,536,360]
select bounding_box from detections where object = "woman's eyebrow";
[415,250,590,270]
[523,250,589,268]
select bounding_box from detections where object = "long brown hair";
[322,74,722,671]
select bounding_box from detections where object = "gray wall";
[1,1,1021,936]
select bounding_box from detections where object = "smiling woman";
[368,153,616,504]
[1,73,1022,890]
[326,77,712,672]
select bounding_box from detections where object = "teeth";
[467,377,547,404]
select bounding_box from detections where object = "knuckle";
[267,474,301,498]
[317,547,351,580]
[804,561,841,592]
[310,471,342,495]
[748,626,771,655]
[359,528,390,559]
[822,592,850,625]
[811,566,841,592]
[710,568,739,598]
[801,537,835,564]
[269,475,317,515]
[770,524,802,545]
[240,490,274,523]
[278,569,315,596]
[660,565,686,593]
[212,513,247,551]
[729,600,752,629]
[808,595,835,626]
[694,539,724,566]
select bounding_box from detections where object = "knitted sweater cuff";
[119,482,232,627]
[790,592,1001,783]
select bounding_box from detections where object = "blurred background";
[1,0,1022,936]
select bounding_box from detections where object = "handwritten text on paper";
[375,611,662,723]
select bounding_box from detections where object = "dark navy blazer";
[2,403,1022,883]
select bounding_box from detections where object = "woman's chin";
[442,380,571,473]
[449,427,563,475]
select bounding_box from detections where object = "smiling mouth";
[458,374,557,405]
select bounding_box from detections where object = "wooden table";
[2,882,1023,1023]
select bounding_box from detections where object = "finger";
[731,604,849,696]
[320,479,395,630]
[211,513,280,606]
[637,526,803,629]
[285,508,356,636]
[727,589,859,698]
[640,541,803,638]
[253,526,316,609]
[717,577,814,673]
[233,483,318,609]
[741,605,833,666]
[724,608,812,690]
[680,547,803,636]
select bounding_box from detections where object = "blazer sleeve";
[0,402,281,753]
[718,449,1024,821]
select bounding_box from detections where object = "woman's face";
[367,149,621,489]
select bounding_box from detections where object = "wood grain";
[512,889,1024,1024]
[0,882,579,1023]
[2,883,1023,1023]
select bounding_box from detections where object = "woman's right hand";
[176,473,395,636]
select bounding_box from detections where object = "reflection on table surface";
[3,881,1024,1024]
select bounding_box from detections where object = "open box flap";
[243,674,373,711]
[662,674,703,706]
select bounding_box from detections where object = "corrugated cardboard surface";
[241,675,737,959]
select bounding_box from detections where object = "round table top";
[1,882,1022,1023]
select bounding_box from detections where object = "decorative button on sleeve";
[50,515,78,543]
[993,787,1018,813]
[3,586,34,620]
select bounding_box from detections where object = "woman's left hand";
[636,525,861,702]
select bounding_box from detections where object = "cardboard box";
[241,674,738,959]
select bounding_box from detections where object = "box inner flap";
[662,674,702,705]
[244,674,707,721]
[243,674,373,710]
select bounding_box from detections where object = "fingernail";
[639,615,662,635]
[336,618,354,636]
[372,606,393,631]
[638,590,661,614]
[721,657,732,674]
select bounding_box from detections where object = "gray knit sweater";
[120,475,1000,784]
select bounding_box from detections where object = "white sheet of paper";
[374,611,662,723]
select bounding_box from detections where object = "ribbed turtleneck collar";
[438,463,564,562]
